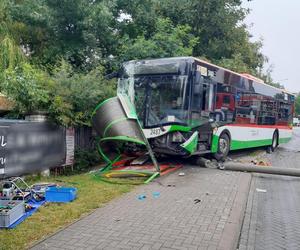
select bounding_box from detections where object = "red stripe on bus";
[227,124,292,130]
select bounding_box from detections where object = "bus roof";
[192,57,295,97]
[128,56,295,97]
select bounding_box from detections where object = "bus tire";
[267,131,278,153]
[271,131,278,152]
[214,133,230,161]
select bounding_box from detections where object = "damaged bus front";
[117,57,215,156]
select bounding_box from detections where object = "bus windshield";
[133,75,189,128]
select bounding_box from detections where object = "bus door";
[191,71,215,148]
[191,72,215,120]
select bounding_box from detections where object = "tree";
[0,0,25,81]
[116,0,266,76]
[119,18,198,61]
[49,61,116,126]
[8,0,117,70]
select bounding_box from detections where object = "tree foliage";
[0,0,282,126]
[119,18,198,61]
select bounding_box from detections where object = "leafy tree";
[9,0,117,70]
[49,60,116,126]
[1,63,52,115]
[116,0,266,76]
[0,0,25,81]
[119,18,198,61]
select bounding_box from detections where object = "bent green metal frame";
[93,96,160,183]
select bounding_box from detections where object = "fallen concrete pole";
[221,162,300,177]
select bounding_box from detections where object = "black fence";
[74,126,95,150]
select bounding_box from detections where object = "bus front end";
[117,57,212,156]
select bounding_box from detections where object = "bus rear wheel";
[214,133,230,161]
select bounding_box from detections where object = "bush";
[73,148,101,172]
[1,60,116,126]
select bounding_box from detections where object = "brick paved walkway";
[32,167,251,250]
[238,127,300,250]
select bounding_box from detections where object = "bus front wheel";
[214,133,230,161]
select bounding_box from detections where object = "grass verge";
[0,173,143,250]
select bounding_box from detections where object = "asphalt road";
[238,127,300,250]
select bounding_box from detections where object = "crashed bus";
[93,57,294,163]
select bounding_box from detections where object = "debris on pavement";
[251,160,271,166]
[152,192,160,198]
[178,172,185,176]
[167,184,176,187]
[137,194,146,200]
[256,188,267,193]
[194,199,201,204]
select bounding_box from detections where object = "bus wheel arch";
[214,130,231,161]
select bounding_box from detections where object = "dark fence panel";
[74,126,95,150]
[0,120,66,179]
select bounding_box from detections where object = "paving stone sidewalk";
[32,166,251,250]
[238,128,300,250]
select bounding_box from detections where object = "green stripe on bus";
[279,137,292,144]
[230,139,272,150]
[211,136,292,152]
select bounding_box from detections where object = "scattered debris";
[251,160,271,166]
[167,184,176,187]
[0,178,77,229]
[152,192,160,198]
[137,194,146,200]
[178,172,185,176]
[256,188,267,193]
[194,199,201,204]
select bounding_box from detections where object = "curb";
[218,172,252,250]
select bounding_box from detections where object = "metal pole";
[221,162,300,177]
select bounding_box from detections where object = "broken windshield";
[133,75,189,128]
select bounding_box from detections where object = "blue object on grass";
[45,187,77,203]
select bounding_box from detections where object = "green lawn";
[0,173,142,250]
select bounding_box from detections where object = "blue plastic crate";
[45,187,77,203]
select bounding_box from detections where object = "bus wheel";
[267,131,278,153]
[214,133,230,161]
[271,131,278,151]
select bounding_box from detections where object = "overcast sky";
[243,0,300,93]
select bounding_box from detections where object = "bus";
[116,57,295,160]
